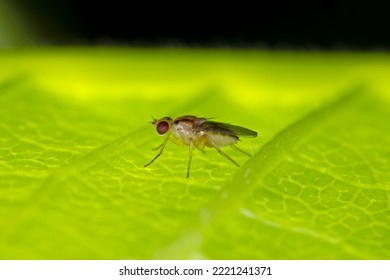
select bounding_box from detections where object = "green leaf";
[0,49,389,259]
[200,89,390,259]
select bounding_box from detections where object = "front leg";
[144,135,170,168]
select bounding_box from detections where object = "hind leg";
[205,135,240,167]
[232,145,252,156]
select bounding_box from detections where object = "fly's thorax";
[171,118,198,145]
[206,131,238,147]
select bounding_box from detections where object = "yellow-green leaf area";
[201,90,390,259]
[0,48,389,259]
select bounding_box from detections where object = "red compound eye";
[156,121,169,135]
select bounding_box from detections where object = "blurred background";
[1,0,389,49]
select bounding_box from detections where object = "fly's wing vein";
[199,121,257,138]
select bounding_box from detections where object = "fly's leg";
[205,135,240,167]
[187,141,194,178]
[152,143,164,151]
[144,136,170,167]
[232,145,251,156]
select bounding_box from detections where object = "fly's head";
[151,117,173,136]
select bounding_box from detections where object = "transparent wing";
[199,121,257,138]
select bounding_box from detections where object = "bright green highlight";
[0,48,389,259]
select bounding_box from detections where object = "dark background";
[12,0,390,49]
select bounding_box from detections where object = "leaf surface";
[0,49,389,259]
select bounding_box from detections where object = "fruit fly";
[144,115,257,178]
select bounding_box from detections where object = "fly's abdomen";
[206,132,238,148]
